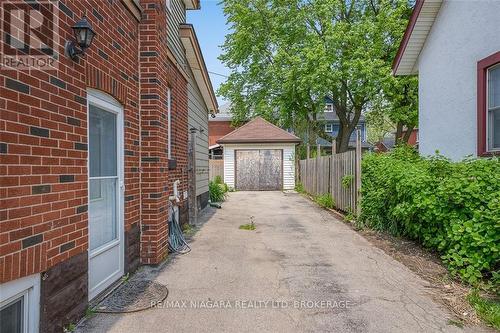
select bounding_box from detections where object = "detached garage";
[217,117,301,191]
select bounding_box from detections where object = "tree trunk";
[336,125,352,153]
[395,122,415,145]
[395,122,404,145]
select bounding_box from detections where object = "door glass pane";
[0,297,23,333]
[489,65,500,109]
[89,105,117,177]
[89,178,117,250]
[491,109,500,149]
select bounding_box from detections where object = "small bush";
[209,180,227,202]
[341,175,354,189]
[213,175,223,184]
[360,146,500,287]
[315,194,334,209]
[295,182,305,193]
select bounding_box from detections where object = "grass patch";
[85,306,96,319]
[294,182,305,193]
[314,194,334,209]
[446,319,464,328]
[63,323,76,333]
[239,222,255,230]
[182,223,197,237]
[467,291,500,329]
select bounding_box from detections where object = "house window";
[0,274,40,333]
[324,103,334,112]
[324,123,333,132]
[478,51,500,155]
[488,64,500,151]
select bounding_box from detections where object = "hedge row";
[360,147,499,287]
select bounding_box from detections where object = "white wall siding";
[223,146,235,188]
[187,66,209,197]
[282,146,295,190]
[417,1,500,160]
[222,143,296,190]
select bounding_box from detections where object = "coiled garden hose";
[167,207,191,254]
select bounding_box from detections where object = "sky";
[187,1,231,106]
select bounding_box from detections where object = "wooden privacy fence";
[209,159,224,181]
[299,132,362,215]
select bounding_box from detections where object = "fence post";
[305,143,310,190]
[316,143,320,195]
[331,138,336,155]
[355,129,362,217]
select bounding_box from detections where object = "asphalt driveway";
[77,191,486,333]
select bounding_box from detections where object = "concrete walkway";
[77,191,486,333]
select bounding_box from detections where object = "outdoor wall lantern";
[65,16,96,60]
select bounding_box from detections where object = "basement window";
[0,274,40,333]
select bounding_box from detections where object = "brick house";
[0,0,206,331]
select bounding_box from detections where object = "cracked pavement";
[77,191,488,333]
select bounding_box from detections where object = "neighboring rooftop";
[316,137,373,149]
[210,102,233,121]
[217,117,301,144]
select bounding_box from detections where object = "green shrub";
[360,147,500,287]
[315,194,335,209]
[213,175,223,184]
[209,180,227,202]
[295,182,305,193]
[342,175,354,189]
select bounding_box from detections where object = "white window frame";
[0,274,40,333]
[487,64,500,152]
[324,123,333,133]
[324,103,334,113]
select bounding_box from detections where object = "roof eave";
[218,139,301,144]
[392,0,443,76]
[183,0,200,10]
[180,24,219,113]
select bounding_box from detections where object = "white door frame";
[87,89,125,300]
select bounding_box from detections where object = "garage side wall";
[222,144,296,190]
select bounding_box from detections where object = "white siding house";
[180,24,218,210]
[218,117,301,191]
[393,0,500,160]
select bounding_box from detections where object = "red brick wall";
[0,1,141,283]
[209,121,234,146]
[139,0,188,265]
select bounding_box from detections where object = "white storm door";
[87,91,124,300]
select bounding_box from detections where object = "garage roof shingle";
[217,117,301,144]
